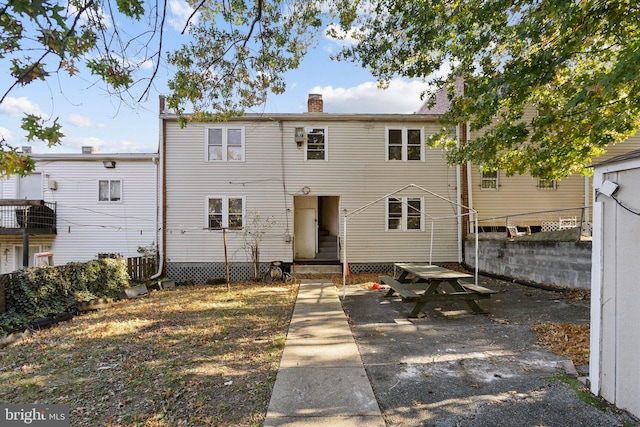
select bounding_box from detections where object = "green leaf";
[338,0,640,178]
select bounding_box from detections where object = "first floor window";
[207,197,245,230]
[98,180,121,201]
[481,170,499,190]
[388,197,403,230]
[387,197,423,231]
[406,198,422,229]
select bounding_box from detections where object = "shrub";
[0,258,131,335]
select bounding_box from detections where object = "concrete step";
[318,251,337,258]
[319,242,338,250]
[292,264,342,275]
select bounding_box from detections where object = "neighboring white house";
[590,149,640,419]
[160,94,463,282]
[0,148,159,274]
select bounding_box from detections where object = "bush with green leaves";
[0,258,131,335]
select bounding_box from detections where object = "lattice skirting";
[348,263,395,274]
[167,262,399,283]
[166,262,264,283]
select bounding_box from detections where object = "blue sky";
[0,2,432,155]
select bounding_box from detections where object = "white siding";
[0,156,158,273]
[591,155,640,419]
[164,116,460,265]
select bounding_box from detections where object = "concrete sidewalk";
[264,280,385,427]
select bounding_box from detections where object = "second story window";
[306,128,327,160]
[480,170,499,190]
[98,180,121,202]
[386,128,423,161]
[207,127,244,161]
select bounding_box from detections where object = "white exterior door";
[18,172,43,199]
[14,245,41,270]
[294,208,316,259]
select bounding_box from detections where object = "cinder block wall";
[464,239,592,289]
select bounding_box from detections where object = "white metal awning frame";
[341,183,479,299]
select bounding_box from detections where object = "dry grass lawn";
[0,271,592,426]
[0,282,298,426]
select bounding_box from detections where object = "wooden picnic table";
[380,263,496,318]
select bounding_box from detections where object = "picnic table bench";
[380,263,497,318]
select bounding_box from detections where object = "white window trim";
[97,179,122,202]
[385,127,425,162]
[385,196,424,231]
[480,170,499,190]
[304,126,328,161]
[205,126,246,162]
[205,196,246,230]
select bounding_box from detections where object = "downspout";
[464,119,474,231]
[466,158,474,234]
[464,120,478,284]
[151,96,165,279]
[279,120,292,260]
[455,123,462,263]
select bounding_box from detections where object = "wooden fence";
[126,256,158,282]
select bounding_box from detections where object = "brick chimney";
[307,94,323,113]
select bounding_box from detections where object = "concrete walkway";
[264,280,385,427]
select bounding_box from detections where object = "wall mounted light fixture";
[598,180,619,197]
[103,160,116,168]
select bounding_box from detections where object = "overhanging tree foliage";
[339,0,640,178]
[1,0,153,176]
[4,1,638,180]
[0,0,355,176]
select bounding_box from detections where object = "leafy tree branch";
[338,0,640,178]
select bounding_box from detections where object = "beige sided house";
[160,94,463,282]
[466,109,640,233]
[418,93,640,234]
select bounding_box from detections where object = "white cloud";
[310,78,432,114]
[0,97,46,118]
[67,114,105,128]
[0,127,15,144]
[324,23,361,48]
[168,0,197,32]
